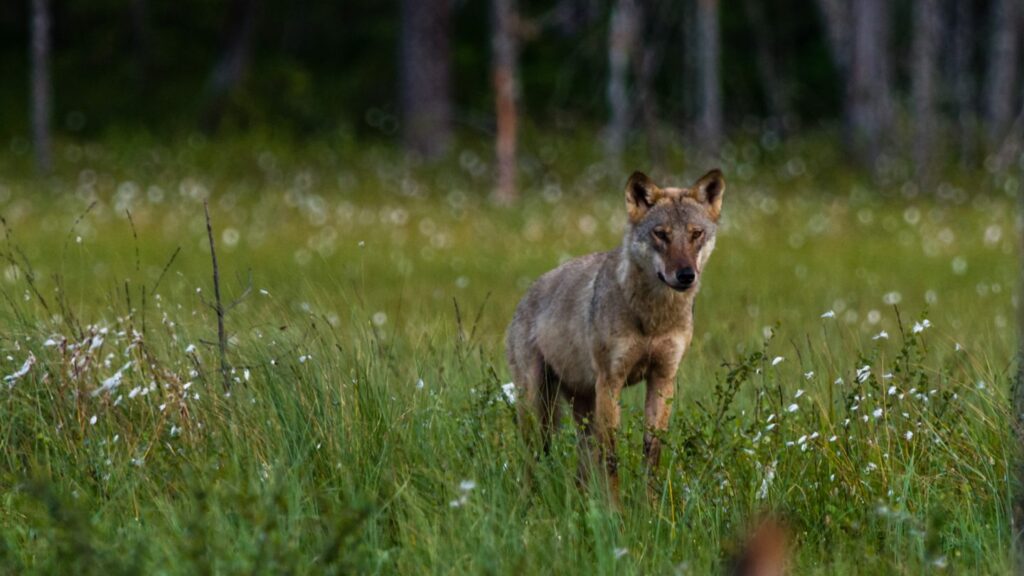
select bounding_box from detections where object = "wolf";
[506,169,725,506]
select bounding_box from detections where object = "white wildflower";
[872,408,883,419]
[856,365,871,383]
[91,362,132,397]
[786,403,798,413]
[912,319,931,334]
[771,356,784,366]
[821,310,836,319]
[450,479,477,508]
[756,461,777,500]
[872,331,888,340]
[804,371,815,380]
[4,353,36,386]
[613,548,629,560]
[501,382,516,403]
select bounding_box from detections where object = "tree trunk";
[637,0,671,165]
[30,0,53,174]
[985,0,1020,147]
[400,0,452,159]
[950,0,977,167]
[813,0,850,79]
[201,0,261,133]
[814,0,856,146]
[492,0,519,204]
[911,0,940,186]
[680,1,697,129]
[695,0,722,155]
[743,0,789,123]
[605,0,641,162]
[849,0,893,169]
[637,37,663,165]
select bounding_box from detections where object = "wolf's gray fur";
[506,169,725,505]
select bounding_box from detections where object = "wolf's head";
[622,169,725,292]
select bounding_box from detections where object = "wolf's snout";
[675,267,696,287]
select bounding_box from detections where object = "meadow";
[0,132,1018,574]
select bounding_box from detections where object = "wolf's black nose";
[676,267,696,286]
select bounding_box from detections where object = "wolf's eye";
[653,229,670,243]
[691,229,704,242]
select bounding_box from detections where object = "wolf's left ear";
[691,169,725,221]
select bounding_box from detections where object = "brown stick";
[204,201,230,391]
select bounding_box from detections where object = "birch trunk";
[696,0,722,154]
[400,0,453,159]
[605,0,640,161]
[849,0,893,168]
[985,0,1021,146]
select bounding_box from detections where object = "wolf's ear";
[625,171,661,222]
[690,169,725,221]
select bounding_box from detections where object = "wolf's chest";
[623,335,687,386]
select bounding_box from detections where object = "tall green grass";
[0,133,1017,573]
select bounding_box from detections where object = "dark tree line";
[9,0,1024,189]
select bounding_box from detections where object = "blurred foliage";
[0,0,949,141]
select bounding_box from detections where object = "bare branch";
[204,201,231,391]
[225,269,253,313]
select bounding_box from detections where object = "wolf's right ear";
[625,171,660,222]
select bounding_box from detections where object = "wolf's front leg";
[593,372,625,509]
[643,370,677,500]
